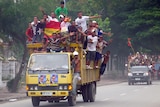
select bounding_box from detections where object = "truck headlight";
[59,86,63,90]
[64,86,68,90]
[143,72,149,76]
[128,73,133,76]
[34,86,38,90]
[30,86,34,90]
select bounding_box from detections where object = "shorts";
[95,52,102,61]
[86,51,96,61]
[100,63,106,75]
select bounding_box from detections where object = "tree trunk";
[10,43,27,93]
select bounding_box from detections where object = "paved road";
[1,81,160,107]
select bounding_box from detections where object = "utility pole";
[64,0,66,8]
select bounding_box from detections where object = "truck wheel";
[68,95,76,106]
[88,82,96,102]
[82,85,89,102]
[31,97,40,107]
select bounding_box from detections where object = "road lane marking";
[101,98,110,101]
[144,86,148,89]
[120,93,126,96]
[133,89,139,92]
[79,106,84,107]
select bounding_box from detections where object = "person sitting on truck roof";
[86,28,98,69]
[72,51,81,96]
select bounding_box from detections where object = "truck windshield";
[28,54,69,74]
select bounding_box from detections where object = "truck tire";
[88,82,96,102]
[31,97,40,107]
[68,95,76,106]
[82,85,89,102]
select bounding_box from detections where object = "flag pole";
[130,45,135,55]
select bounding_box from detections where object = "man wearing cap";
[72,51,81,95]
[55,1,68,20]
[75,11,101,33]
[86,28,98,69]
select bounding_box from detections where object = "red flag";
[44,21,61,36]
[127,38,132,47]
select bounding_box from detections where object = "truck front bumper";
[27,91,69,97]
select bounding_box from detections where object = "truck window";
[28,54,69,74]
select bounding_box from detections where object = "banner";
[44,21,61,36]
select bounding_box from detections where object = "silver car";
[128,66,152,85]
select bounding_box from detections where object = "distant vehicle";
[128,66,152,85]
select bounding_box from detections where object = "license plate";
[42,92,52,96]
[135,78,140,80]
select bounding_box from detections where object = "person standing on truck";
[86,28,98,69]
[75,11,101,33]
[39,7,59,22]
[31,16,43,43]
[72,51,81,95]
[94,36,108,68]
[25,23,33,43]
[55,1,68,20]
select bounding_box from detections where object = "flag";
[127,38,132,47]
[44,21,61,36]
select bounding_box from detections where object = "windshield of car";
[28,54,69,74]
[131,66,148,72]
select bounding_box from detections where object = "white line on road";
[133,89,139,92]
[120,93,126,96]
[144,86,148,89]
[101,98,110,101]
[79,106,84,107]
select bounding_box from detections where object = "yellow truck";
[26,43,100,106]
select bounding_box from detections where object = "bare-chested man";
[72,51,81,95]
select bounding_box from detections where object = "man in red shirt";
[25,23,33,43]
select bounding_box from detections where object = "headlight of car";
[128,73,133,76]
[143,72,149,76]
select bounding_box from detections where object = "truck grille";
[132,73,144,76]
[39,86,58,90]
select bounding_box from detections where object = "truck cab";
[26,43,100,106]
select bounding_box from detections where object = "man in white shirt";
[75,11,101,32]
[47,12,59,22]
[31,16,43,43]
[86,28,98,69]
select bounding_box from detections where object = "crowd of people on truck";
[26,1,112,77]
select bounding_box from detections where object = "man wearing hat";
[55,1,68,20]
[72,51,81,95]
